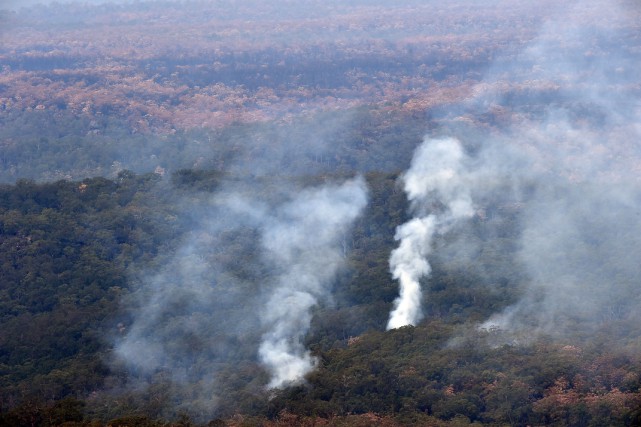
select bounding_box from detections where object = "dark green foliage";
[0,397,85,427]
[268,324,641,426]
[107,415,163,427]
[0,168,640,426]
[0,172,179,413]
[170,169,224,191]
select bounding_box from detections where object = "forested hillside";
[1,170,640,426]
[1,0,641,426]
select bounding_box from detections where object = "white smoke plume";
[387,137,475,330]
[113,176,368,412]
[382,0,638,347]
[259,177,368,388]
[103,94,369,418]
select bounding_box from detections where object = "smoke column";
[258,177,368,388]
[387,137,474,330]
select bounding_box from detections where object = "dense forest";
[1,0,641,426]
[2,168,640,426]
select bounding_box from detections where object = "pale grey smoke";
[114,176,368,411]
[112,195,265,417]
[259,177,368,388]
[387,137,474,330]
[467,0,641,342]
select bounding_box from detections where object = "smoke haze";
[414,0,641,342]
[478,1,641,341]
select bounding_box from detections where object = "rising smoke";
[406,0,641,342]
[110,0,641,419]
[387,138,475,329]
[113,173,367,416]
[258,178,368,388]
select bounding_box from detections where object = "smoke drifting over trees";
[114,184,367,409]
[1,0,641,425]
[111,114,367,415]
[386,0,641,338]
[470,0,641,340]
